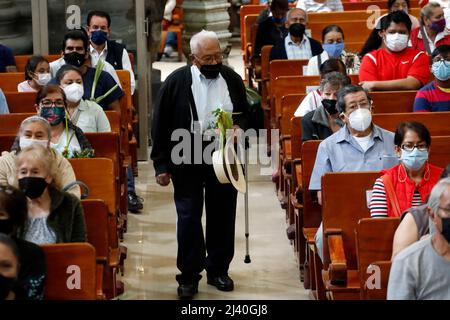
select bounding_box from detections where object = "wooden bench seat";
[42,243,104,300]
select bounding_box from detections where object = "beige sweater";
[0,149,81,198]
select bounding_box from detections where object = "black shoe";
[177,283,198,300]
[207,274,234,292]
[128,192,143,213]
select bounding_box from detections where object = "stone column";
[182,0,232,62]
[0,0,32,54]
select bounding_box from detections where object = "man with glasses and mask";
[269,8,323,61]
[309,84,396,260]
[414,44,450,112]
[388,177,450,300]
[151,30,248,300]
[49,29,124,112]
[359,10,430,91]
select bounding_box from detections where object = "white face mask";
[19,137,49,150]
[384,33,409,52]
[63,83,84,103]
[348,108,372,132]
[35,73,52,86]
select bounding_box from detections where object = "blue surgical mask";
[91,30,108,45]
[400,148,429,170]
[323,42,345,58]
[432,60,450,81]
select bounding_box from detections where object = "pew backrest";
[356,218,399,300]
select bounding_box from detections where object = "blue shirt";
[309,124,395,190]
[0,89,9,114]
[0,44,15,73]
[413,81,450,112]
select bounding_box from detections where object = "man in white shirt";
[151,30,248,300]
[49,29,122,91]
[296,0,343,13]
[269,8,323,61]
[86,10,136,94]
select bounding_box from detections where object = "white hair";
[190,30,220,55]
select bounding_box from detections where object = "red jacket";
[381,163,443,217]
[410,27,450,54]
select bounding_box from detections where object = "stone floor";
[116,44,309,300]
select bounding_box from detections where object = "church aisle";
[118,159,309,300]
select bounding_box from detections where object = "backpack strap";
[381,174,402,217]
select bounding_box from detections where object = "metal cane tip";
[244,255,251,264]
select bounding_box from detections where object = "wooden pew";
[68,159,121,257]
[69,157,127,288]
[373,112,450,136]
[364,260,392,300]
[4,91,37,113]
[356,217,399,300]
[308,8,420,22]
[0,113,35,135]
[0,135,15,153]
[428,136,450,168]
[14,54,61,72]
[299,140,323,296]
[240,5,265,53]
[279,91,416,119]
[82,199,120,299]
[321,171,381,300]
[261,45,273,112]
[309,20,371,44]
[343,0,419,10]
[0,72,25,92]
[42,243,104,300]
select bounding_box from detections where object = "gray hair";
[190,30,220,55]
[427,177,450,216]
[18,116,51,140]
[319,71,350,91]
[421,2,441,23]
[336,84,372,114]
[287,8,308,22]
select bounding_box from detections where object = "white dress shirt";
[190,65,233,133]
[285,34,313,60]
[296,0,343,12]
[89,43,136,94]
[50,56,122,89]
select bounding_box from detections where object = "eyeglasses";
[40,99,65,108]
[400,143,428,152]
[194,54,224,65]
[432,56,450,64]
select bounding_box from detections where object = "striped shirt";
[413,81,450,112]
[285,34,313,60]
[370,177,423,218]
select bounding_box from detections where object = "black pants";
[172,163,238,285]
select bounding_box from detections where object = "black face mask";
[0,219,13,235]
[18,177,48,200]
[289,23,305,39]
[200,63,222,79]
[64,52,86,68]
[442,217,450,244]
[322,99,338,115]
[0,274,16,300]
